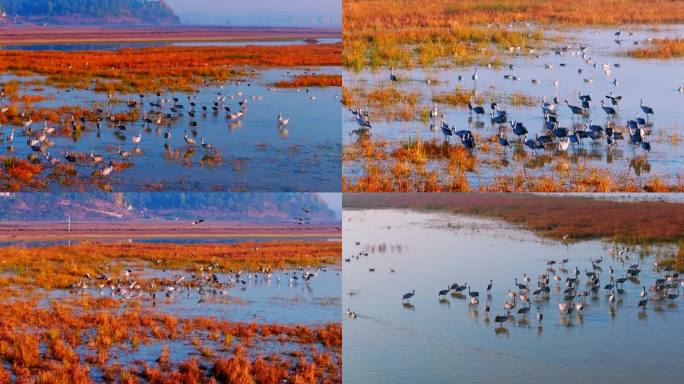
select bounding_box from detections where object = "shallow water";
[59,264,342,325]
[343,209,683,384]
[0,38,342,51]
[0,236,337,248]
[1,67,341,191]
[343,26,684,188]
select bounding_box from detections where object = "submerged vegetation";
[343,136,684,193]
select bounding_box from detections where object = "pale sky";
[165,0,341,27]
[318,193,341,219]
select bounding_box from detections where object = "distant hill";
[0,193,338,223]
[0,0,180,25]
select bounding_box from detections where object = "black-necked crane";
[440,116,453,141]
[600,100,616,117]
[490,112,507,125]
[438,286,449,298]
[536,307,543,323]
[565,100,583,118]
[635,113,646,126]
[605,92,622,107]
[402,290,415,302]
[640,99,654,118]
[523,135,543,154]
[201,138,215,151]
[494,311,510,327]
[389,67,397,82]
[517,302,531,315]
[472,67,479,82]
[498,132,510,149]
[461,131,476,149]
[468,101,485,117]
[64,151,78,163]
[511,120,527,141]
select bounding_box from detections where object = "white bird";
[98,161,114,177]
[201,137,214,150]
[278,112,290,127]
[132,131,142,144]
[184,131,196,146]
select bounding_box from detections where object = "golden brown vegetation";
[0,43,341,93]
[628,38,684,58]
[274,74,342,88]
[0,235,341,382]
[0,299,341,383]
[343,137,684,193]
[432,87,536,107]
[343,193,684,244]
[0,241,341,289]
[344,0,684,69]
[343,137,478,192]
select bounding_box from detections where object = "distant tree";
[0,0,180,24]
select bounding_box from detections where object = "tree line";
[0,0,179,22]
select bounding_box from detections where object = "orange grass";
[344,193,684,244]
[274,74,342,88]
[628,38,684,58]
[343,138,684,193]
[0,43,341,93]
[343,0,684,69]
[0,299,341,383]
[0,241,341,289]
